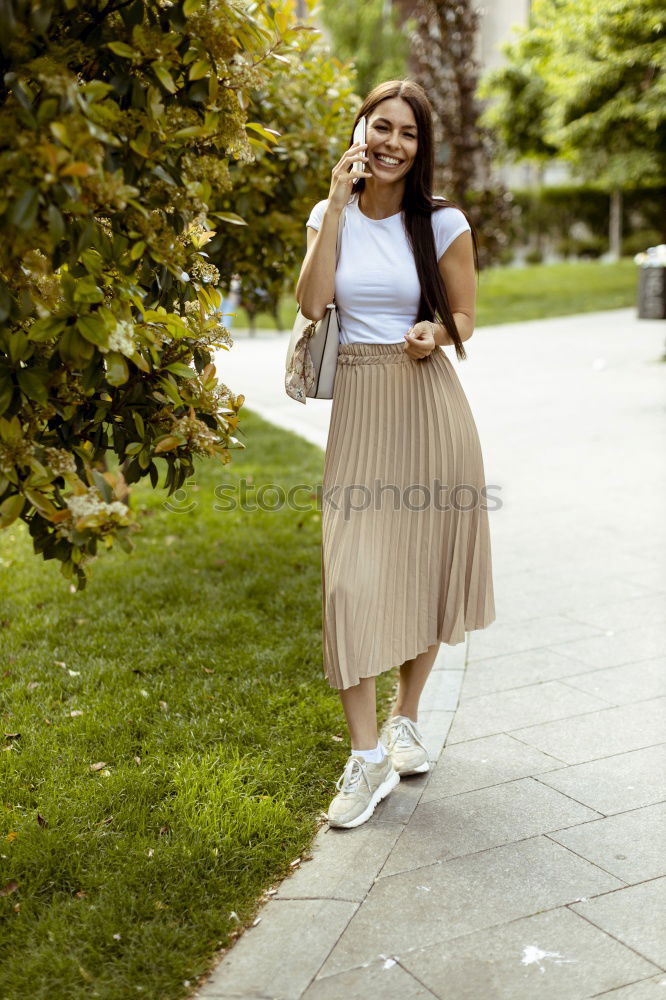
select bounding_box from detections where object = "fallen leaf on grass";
[290,858,301,868]
[4,733,20,740]
[54,660,67,668]
[1,879,18,895]
[75,890,87,898]
[27,681,40,690]
[159,824,171,835]
[134,756,141,766]
[37,813,48,828]
[252,917,261,927]
[90,762,107,772]
[5,832,17,843]
[159,701,168,712]
[203,667,215,674]
[70,710,84,717]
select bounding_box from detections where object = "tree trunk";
[609,188,622,260]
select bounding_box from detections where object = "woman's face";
[364,98,418,183]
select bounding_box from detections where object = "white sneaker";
[327,753,400,829]
[381,715,429,775]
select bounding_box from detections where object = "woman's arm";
[295,204,343,321]
[431,230,476,346]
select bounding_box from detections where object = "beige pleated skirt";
[321,340,496,690]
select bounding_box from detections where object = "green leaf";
[210,211,247,226]
[189,59,210,80]
[165,362,196,378]
[107,41,135,58]
[105,352,129,386]
[78,314,110,348]
[153,63,177,93]
[9,187,39,230]
[0,494,25,528]
[183,0,203,14]
[28,316,65,342]
[17,368,48,404]
[48,204,65,243]
[245,122,280,143]
[157,376,183,406]
[73,278,104,304]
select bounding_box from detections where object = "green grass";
[233,258,638,331]
[0,411,396,1000]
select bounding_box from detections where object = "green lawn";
[0,412,395,999]
[234,258,638,331]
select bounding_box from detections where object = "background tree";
[318,0,412,101]
[0,0,310,587]
[477,30,559,255]
[211,31,360,330]
[479,0,665,257]
[409,0,515,267]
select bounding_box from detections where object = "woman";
[295,80,496,830]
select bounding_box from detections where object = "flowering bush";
[0,0,314,587]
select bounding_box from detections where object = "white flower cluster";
[108,320,137,356]
[66,487,128,521]
[45,447,77,476]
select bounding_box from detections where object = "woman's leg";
[392,641,441,722]
[339,676,378,750]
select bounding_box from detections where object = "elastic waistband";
[337,341,441,365]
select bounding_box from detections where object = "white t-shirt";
[305,191,471,345]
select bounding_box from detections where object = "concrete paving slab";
[379,778,601,877]
[536,745,666,815]
[304,958,435,999]
[551,625,666,671]
[461,615,605,662]
[420,733,562,802]
[274,822,404,903]
[448,680,610,744]
[372,766,433,826]
[549,802,666,883]
[560,657,666,706]
[194,899,358,1000]
[414,710,455,761]
[570,878,666,969]
[560,593,666,633]
[458,647,601,701]
[418,670,464,711]
[318,837,622,978]
[398,906,660,1000]
[510,698,666,765]
[592,974,666,998]
[487,581,656,626]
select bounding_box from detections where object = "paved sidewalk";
[195,309,666,999]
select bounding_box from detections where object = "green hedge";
[510,184,665,255]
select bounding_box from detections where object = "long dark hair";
[350,79,478,362]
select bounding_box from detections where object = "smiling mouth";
[373,153,404,168]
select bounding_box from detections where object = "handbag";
[285,203,347,403]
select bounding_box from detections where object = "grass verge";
[0,410,396,1000]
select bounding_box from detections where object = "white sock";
[351,740,385,763]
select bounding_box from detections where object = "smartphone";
[351,116,366,178]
